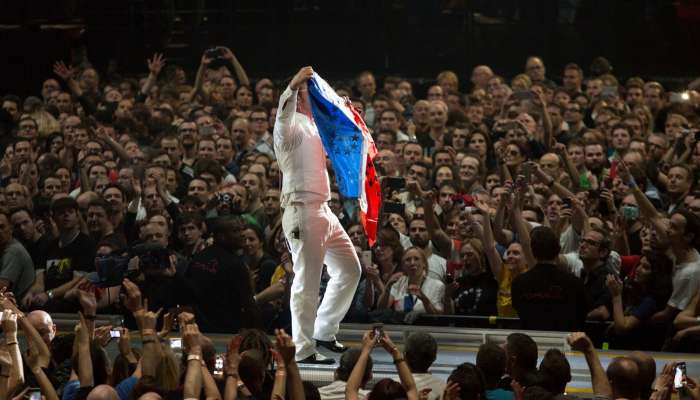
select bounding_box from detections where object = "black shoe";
[298,353,335,364]
[316,339,348,353]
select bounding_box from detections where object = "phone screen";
[214,354,224,375]
[674,362,687,389]
[170,338,182,350]
[110,330,121,338]
[28,389,41,400]
[372,323,384,342]
[361,251,372,268]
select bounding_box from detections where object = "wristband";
[393,357,406,364]
[187,354,202,362]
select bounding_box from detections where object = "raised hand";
[75,312,91,344]
[182,323,201,353]
[117,328,133,357]
[378,331,400,357]
[159,312,174,339]
[386,271,404,287]
[78,289,98,316]
[407,284,424,299]
[653,363,676,393]
[1,309,18,336]
[122,278,143,312]
[147,53,166,76]
[605,274,623,297]
[360,330,377,350]
[220,47,235,61]
[290,66,314,90]
[567,332,594,353]
[274,329,296,366]
[94,325,114,347]
[224,336,242,377]
[270,349,286,373]
[53,61,75,81]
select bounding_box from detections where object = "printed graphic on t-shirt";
[45,258,74,287]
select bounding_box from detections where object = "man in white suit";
[274,66,362,364]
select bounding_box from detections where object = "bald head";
[138,393,163,400]
[27,310,56,345]
[87,385,119,400]
[607,357,641,400]
[630,351,656,400]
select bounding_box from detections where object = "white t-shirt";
[389,275,445,313]
[411,373,446,400]
[668,250,700,310]
[319,380,368,400]
[559,225,581,255]
[427,253,447,282]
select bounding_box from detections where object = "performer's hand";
[290,66,314,90]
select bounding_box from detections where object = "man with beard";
[149,107,174,137]
[177,121,199,167]
[584,142,607,180]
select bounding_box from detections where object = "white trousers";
[282,202,361,360]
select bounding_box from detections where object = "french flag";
[307,73,381,246]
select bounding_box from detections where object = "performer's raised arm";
[274,67,314,151]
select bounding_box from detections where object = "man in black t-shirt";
[25,197,96,311]
[512,226,587,331]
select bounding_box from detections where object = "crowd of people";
[1,42,700,398]
[5,285,700,400]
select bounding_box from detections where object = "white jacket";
[273,86,331,207]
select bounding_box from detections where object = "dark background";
[2,0,700,97]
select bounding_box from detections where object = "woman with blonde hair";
[445,238,498,316]
[377,247,445,316]
[437,70,459,93]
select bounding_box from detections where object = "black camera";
[95,253,132,288]
[131,243,171,271]
[204,46,228,69]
